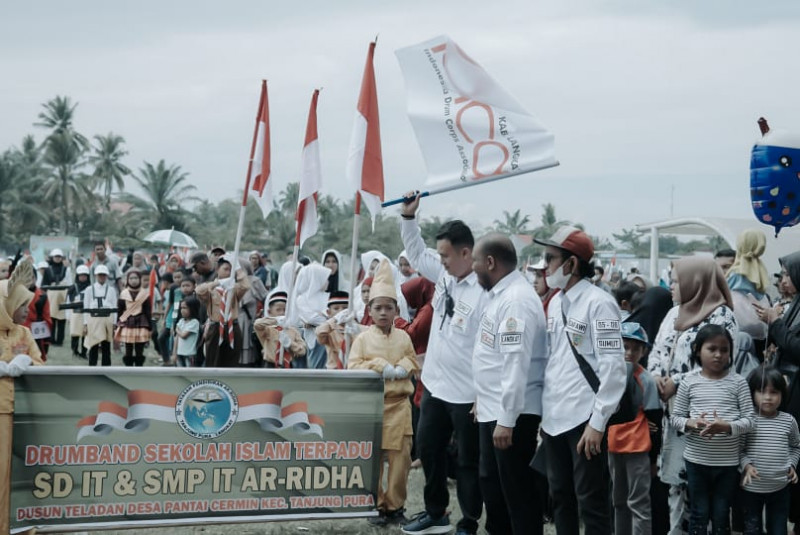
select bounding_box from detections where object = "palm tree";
[532,203,575,240]
[123,160,197,230]
[35,95,89,149]
[494,209,531,235]
[0,151,50,242]
[88,133,130,210]
[40,130,92,233]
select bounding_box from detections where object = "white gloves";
[394,365,409,379]
[0,355,33,377]
[333,309,355,325]
[278,331,292,349]
[382,364,396,380]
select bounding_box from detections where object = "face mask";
[546,259,573,289]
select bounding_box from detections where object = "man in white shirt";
[534,226,626,535]
[471,234,547,535]
[400,193,485,535]
[83,265,118,366]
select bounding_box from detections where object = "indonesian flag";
[296,89,322,248]
[249,80,272,217]
[346,41,384,223]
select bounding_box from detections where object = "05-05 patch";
[595,319,620,332]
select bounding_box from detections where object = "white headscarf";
[396,249,419,285]
[321,249,349,294]
[355,250,410,321]
[276,260,300,293]
[288,263,331,350]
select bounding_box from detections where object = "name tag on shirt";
[480,314,494,332]
[597,338,621,350]
[566,317,588,334]
[480,330,495,347]
[547,316,555,333]
[595,320,620,331]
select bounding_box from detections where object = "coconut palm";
[532,202,576,240]
[88,133,130,210]
[35,95,89,149]
[40,130,93,233]
[494,209,531,235]
[122,160,197,230]
[0,151,50,241]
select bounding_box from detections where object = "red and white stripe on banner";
[77,389,324,440]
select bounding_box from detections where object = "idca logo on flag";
[395,35,557,188]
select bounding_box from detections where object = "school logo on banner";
[175,380,239,439]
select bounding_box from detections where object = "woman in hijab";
[647,256,738,534]
[757,250,800,531]
[116,269,152,367]
[355,251,410,322]
[726,229,771,357]
[397,250,418,285]
[290,263,331,369]
[322,249,348,294]
[0,261,44,535]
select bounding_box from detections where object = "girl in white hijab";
[288,263,331,369]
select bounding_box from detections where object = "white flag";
[395,35,557,189]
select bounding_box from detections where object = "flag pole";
[224,81,266,352]
[344,193,362,365]
[380,160,560,207]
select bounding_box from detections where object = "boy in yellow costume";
[0,261,44,534]
[348,259,418,526]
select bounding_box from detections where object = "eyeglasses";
[439,283,455,330]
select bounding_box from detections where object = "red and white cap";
[534,226,595,262]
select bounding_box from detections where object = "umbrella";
[142,229,198,249]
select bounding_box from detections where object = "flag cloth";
[250,81,272,216]
[296,89,322,248]
[395,35,556,189]
[346,41,384,223]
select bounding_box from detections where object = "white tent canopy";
[635,217,800,282]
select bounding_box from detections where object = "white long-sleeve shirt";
[83,282,118,324]
[473,270,547,426]
[542,279,626,435]
[401,218,486,403]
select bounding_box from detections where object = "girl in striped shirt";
[670,324,755,535]
[740,366,800,535]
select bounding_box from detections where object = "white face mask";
[546,259,573,289]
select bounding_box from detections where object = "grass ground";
[43,341,557,535]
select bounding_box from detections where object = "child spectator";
[24,279,52,361]
[670,324,754,534]
[315,291,354,369]
[174,296,201,367]
[348,259,418,526]
[254,290,306,368]
[608,322,663,535]
[740,366,800,535]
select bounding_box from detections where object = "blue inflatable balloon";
[750,120,800,236]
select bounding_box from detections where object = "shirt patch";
[547,316,555,332]
[500,332,522,345]
[480,330,495,347]
[480,314,494,332]
[566,317,588,334]
[596,338,621,350]
[570,333,584,347]
[501,317,525,333]
[455,300,473,316]
[595,319,620,332]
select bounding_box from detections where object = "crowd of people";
[1,194,800,535]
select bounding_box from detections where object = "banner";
[10,368,383,532]
[395,35,557,188]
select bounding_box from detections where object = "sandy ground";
[39,340,557,535]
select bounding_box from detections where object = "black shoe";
[368,511,388,527]
[386,508,408,525]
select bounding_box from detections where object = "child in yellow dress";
[348,259,418,526]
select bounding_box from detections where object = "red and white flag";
[249,80,272,216]
[346,41,384,222]
[296,89,322,248]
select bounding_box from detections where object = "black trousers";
[88,341,111,366]
[417,387,482,533]
[51,318,66,345]
[479,414,542,535]
[70,335,87,358]
[542,422,612,535]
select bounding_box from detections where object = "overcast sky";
[3,0,800,243]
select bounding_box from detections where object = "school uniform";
[83,282,118,366]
